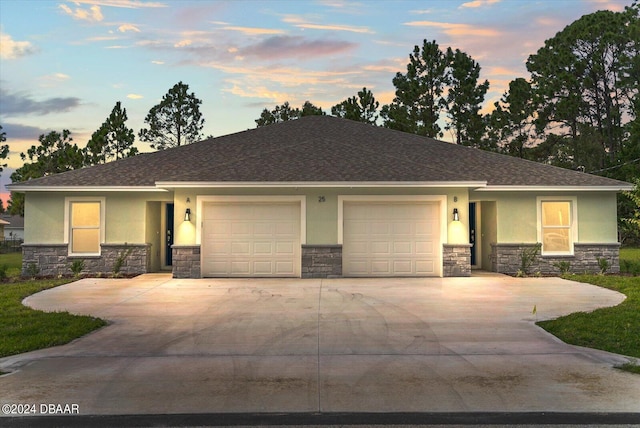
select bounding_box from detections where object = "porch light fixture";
[184,208,191,222]
[453,208,459,222]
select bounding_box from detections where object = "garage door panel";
[415,241,435,255]
[252,222,273,235]
[251,242,271,255]
[230,242,250,255]
[275,261,295,275]
[393,241,412,254]
[230,261,251,275]
[371,241,390,255]
[393,260,412,274]
[371,260,391,274]
[276,241,294,254]
[202,202,300,277]
[415,222,433,235]
[393,222,412,235]
[253,261,273,275]
[231,223,252,235]
[344,202,440,277]
[370,222,390,234]
[416,260,435,275]
[276,222,297,235]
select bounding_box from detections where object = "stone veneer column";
[172,245,201,278]
[302,245,342,278]
[442,244,472,277]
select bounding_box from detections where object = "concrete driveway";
[1,273,640,415]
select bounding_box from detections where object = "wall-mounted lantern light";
[453,208,459,222]
[184,208,191,222]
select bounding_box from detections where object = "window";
[538,199,576,255]
[66,199,104,255]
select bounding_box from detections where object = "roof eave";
[7,185,169,193]
[475,185,634,192]
[154,181,489,189]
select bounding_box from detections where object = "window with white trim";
[67,199,104,255]
[538,199,576,255]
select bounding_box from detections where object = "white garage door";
[343,202,440,276]
[201,203,300,277]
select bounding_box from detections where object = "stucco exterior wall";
[175,187,467,246]
[24,193,65,243]
[470,191,620,245]
[24,192,172,246]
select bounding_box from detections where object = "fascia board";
[475,185,633,192]
[155,181,488,189]
[7,186,168,192]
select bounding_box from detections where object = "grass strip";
[0,279,107,359]
[537,275,640,370]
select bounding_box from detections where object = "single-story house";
[0,218,9,241]
[9,116,632,278]
[1,214,25,241]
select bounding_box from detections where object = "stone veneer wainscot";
[490,243,620,275]
[21,243,150,277]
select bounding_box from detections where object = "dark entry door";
[166,203,174,266]
[469,202,477,266]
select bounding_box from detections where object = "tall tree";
[0,125,8,173]
[331,87,379,124]
[526,7,638,170]
[255,101,324,127]
[381,40,449,137]
[300,101,325,117]
[255,101,299,127]
[86,101,137,165]
[9,130,84,216]
[444,48,490,147]
[139,81,204,150]
[487,78,538,157]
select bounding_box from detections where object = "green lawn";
[0,279,107,359]
[620,247,640,275]
[537,274,640,373]
[0,251,23,278]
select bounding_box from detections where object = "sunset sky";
[0,0,631,203]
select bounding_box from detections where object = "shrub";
[70,259,85,277]
[0,265,7,281]
[113,246,133,277]
[597,257,611,275]
[553,261,571,275]
[520,244,541,275]
[26,262,40,278]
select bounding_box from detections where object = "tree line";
[0,3,637,220]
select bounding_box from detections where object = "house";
[8,116,632,278]
[1,214,25,241]
[0,218,8,241]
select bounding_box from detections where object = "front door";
[165,203,174,266]
[469,202,477,266]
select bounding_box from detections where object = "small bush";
[597,257,611,275]
[553,261,571,275]
[113,246,133,277]
[620,259,640,276]
[520,244,541,275]
[26,262,39,278]
[0,265,8,281]
[70,259,85,277]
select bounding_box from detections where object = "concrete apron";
[1,273,640,415]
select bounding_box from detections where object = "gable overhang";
[7,185,169,193]
[154,181,488,189]
[475,185,633,192]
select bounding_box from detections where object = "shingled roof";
[10,115,630,189]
